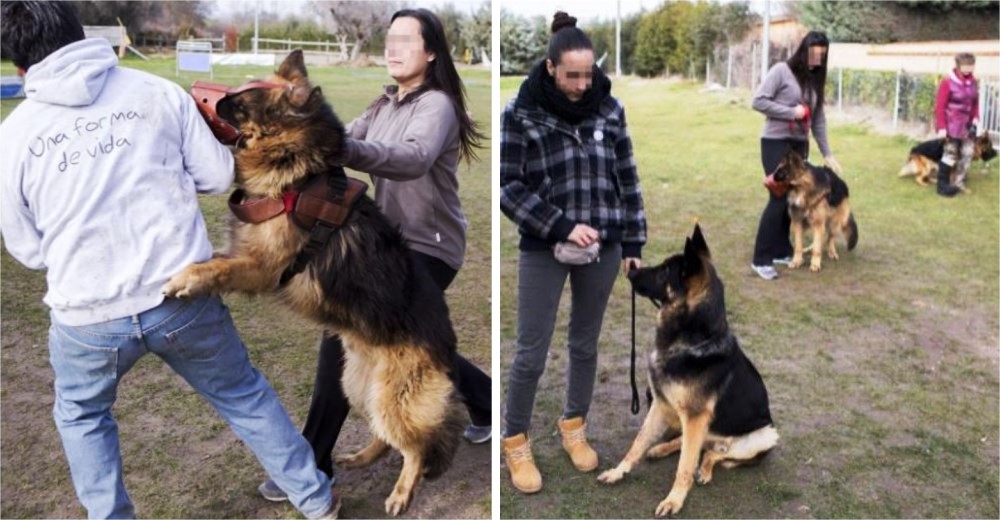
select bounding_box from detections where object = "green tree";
[460,1,492,63]
[500,9,546,74]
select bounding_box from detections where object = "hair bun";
[551,11,577,34]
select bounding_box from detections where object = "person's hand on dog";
[622,258,642,276]
[568,224,600,248]
[793,104,807,120]
[937,128,947,139]
[824,155,842,174]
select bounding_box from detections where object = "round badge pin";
[594,129,604,142]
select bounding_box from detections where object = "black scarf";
[519,59,612,125]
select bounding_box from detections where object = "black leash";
[629,271,662,416]
[630,286,640,415]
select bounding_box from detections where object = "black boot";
[937,162,960,197]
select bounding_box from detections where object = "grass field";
[498,76,999,518]
[0,56,491,519]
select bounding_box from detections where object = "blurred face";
[808,45,827,69]
[385,17,433,87]
[546,49,595,102]
[959,63,975,76]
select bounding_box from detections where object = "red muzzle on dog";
[190,80,291,145]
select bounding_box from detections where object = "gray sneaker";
[317,494,342,520]
[259,474,337,503]
[750,264,779,280]
[463,424,492,444]
[257,479,288,502]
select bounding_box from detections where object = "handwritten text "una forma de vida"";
[27,110,145,172]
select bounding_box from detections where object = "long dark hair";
[1,1,85,71]
[390,8,484,163]
[786,31,829,109]
[547,11,593,65]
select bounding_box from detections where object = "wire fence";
[703,42,1000,142]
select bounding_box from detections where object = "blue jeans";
[48,294,333,519]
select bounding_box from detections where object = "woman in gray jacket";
[750,31,841,280]
[258,8,491,502]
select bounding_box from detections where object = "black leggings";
[752,138,809,265]
[300,250,492,478]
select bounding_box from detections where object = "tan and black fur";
[774,150,858,272]
[598,225,779,517]
[162,51,463,516]
[897,134,997,188]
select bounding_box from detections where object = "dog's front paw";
[654,492,686,518]
[809,259,822,272]
[827,248,840,261]
[788,257,804,269]
[385,490,411,516]
[597,467,626,484]
[696,467,713,485]
[163,265,213,298]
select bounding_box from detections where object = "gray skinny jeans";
[503,243,622,437]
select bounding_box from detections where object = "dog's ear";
[277,50,309,83]
[690,223,710,260]
[289,85,322,108]
[682,236,705,279]
[785,149,805,170]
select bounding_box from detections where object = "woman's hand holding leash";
[793,104,808,120]
[623,258,642,276]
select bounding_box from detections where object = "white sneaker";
[751,264,779,280]
[772,256,793,266]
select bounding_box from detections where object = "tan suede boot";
[501,433,542,494]
[558,416,599,472]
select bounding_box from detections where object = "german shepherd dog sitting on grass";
[163,51,463,516]
[772,150,858,272]
[597,225,778,518]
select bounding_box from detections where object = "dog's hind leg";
[598,401,675,484]
[385,448,423,516]
[646,435,682,459]
[335,437,390,469]
[655,411,712,518]
[696,447,726,485]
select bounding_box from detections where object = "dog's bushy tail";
[898,158,918,177]
[422,393,464,480]
[846,213,859,251]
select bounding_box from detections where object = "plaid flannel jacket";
[500,94,647,258]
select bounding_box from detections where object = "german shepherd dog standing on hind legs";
[163,51,464,516]
[771,150,858,272]
[597,224,779,517]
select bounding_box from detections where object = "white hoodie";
[0,39,234,326]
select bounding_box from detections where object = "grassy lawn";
[498,76,999,518]
[0,56,491,519]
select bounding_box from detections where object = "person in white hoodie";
[0,3,339,518]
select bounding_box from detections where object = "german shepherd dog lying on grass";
[771,150,858,272]
[163,51,463,516]
[897,134,997,190]
[598,225,779,517]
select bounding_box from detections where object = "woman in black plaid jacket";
[499,11,647,495]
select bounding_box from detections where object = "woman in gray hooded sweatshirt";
[257,8,492,502]
[750,31,842,281]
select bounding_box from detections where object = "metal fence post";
[726,44,733,89]
[838,67,843,114]
[893,68,901,130]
